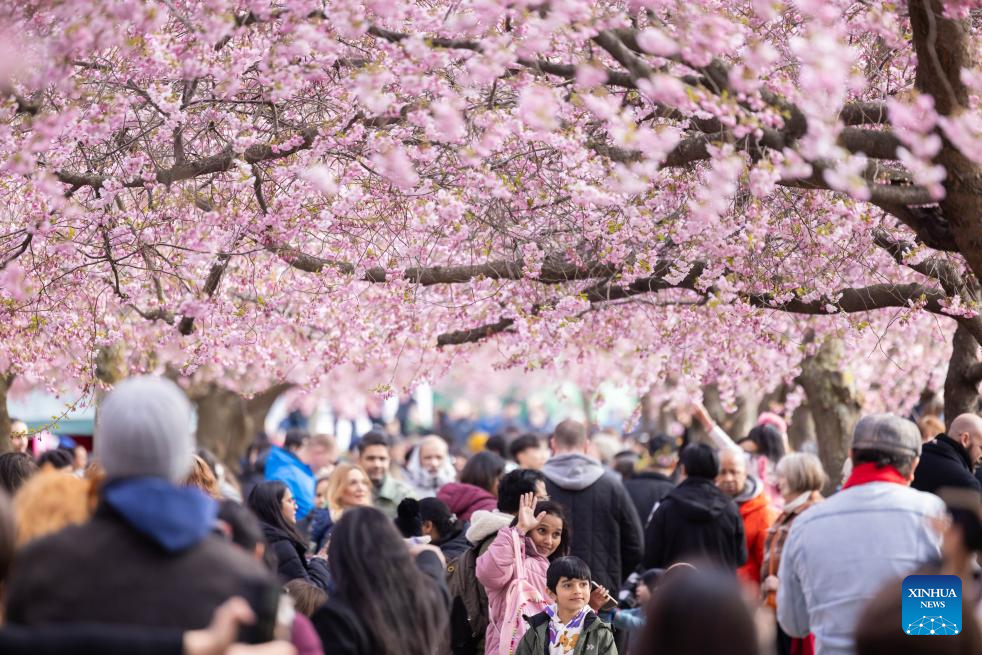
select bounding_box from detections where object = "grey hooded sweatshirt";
[541,453,644,591]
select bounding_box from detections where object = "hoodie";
[643,477,747,571]
[404,446,457,497]
[734,476,779,589]
[437,482,497,522]
[541,453,605,491]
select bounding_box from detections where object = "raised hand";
[516,491,545,534]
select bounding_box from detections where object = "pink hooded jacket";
[475,526,550,655]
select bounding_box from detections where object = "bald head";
[716,448,748,498]
[948,414,982,470]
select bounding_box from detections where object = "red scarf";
[841,462,908,490]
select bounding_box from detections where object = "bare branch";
[839,102,889,126]
[437,318,515,346]
[55,126,320,191]
[0,234,33,271]
[838,128,901,159]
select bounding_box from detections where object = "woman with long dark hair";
[311,506,449,655]
[247,480,330,591]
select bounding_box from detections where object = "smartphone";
[590,581,618,611]
[237,579,281,644]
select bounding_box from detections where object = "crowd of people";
[0,376,980,654]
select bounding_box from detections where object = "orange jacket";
[736,492,779,589]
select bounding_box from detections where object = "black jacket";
[541,454,645,591]
[312,550,448,655]
[912,434,982,495]
[261,522,331,591]
[624,471,676,526]
[643,477,747,570]
[5,505,272,629]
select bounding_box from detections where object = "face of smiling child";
[527,513,563,558]
[549,576,591,619]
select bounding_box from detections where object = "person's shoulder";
[896,484,947,512]
[312,597,370,642]
[523,610,550,629]
[585,609,615,635]
[11,518,98,570]
[391,475,417,493]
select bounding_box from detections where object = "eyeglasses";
[285,497,297,505]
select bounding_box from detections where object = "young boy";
[516,556,617,655]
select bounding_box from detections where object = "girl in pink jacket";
[476,492,570,655]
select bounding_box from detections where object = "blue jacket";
[265,446,315,520]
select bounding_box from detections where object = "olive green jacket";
[372,474,417,519]
[515,610,617,655]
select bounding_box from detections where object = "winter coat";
[261,521,331,592]
[623,471,675,526]
[435,527,472,562]
[373,474,419,519]
[265,446,316,520]
[735,477,780,589]
[777,481,945,655]
[541,453,644,591]
[438,482,498,522]
[5,503,272,629]
[643,477,747,571]
[467,510,515,544]
[476,526,551,655]
[912,434,982,495]
[311,550,448,655]
[515,610,616,655]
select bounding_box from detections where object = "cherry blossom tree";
[1,0,980,469]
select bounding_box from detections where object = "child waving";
[476,492,570,655]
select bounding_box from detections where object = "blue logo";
[902,575,962,635]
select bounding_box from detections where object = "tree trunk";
[189,382,292,469]
[0,374,14,453]
[787,402,817,452]
[797,338,862,494]
[944,323,981,424]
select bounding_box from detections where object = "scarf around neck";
[544,604,588,655]
[841,462,908,490]
[782,490,814,514]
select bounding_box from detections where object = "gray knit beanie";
[95,376,195,482]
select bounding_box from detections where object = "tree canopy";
[0,0,979,417]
